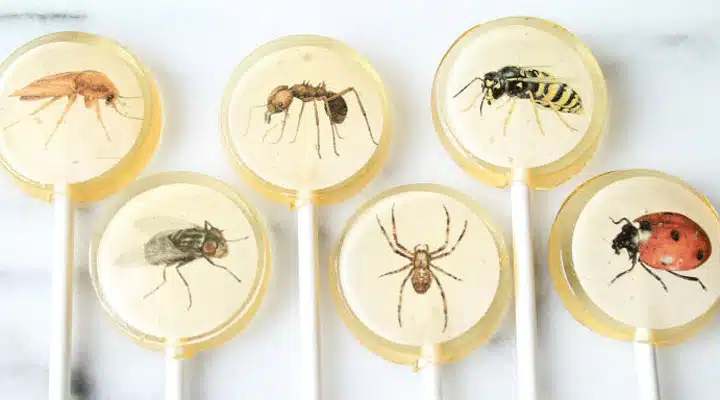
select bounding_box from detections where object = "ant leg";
[244,105,265,137]
[432,220,468,259]
[503,98,517,136]
[93,99,112,141]
[376,215,412,260]
[176,263,193,310]
[610,262,636,285]
[143,265,172,300]
[430,264,462,281]
[430,271,449,332]
[45,94,77,148]
[313,101,321,159]
[666,270,707,290]
[290,102,306,143]
[203,255,242,283]
[527,92,546,136]
[329,88,377,145]
[431,205,451,254]
[270,109,290,144]
[3,96,62,131]
[640,262,668,292]
[390,204,411,254]
[379,263,412,278]
[322,99,340,156]
[397,270,413,328]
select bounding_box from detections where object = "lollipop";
[432,17,608,399]
[331,185,512,397]
[0,32,161,399]
[222,35,390,399]
[90,172,270,399]
[550,170,720,399]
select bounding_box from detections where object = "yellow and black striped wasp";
[453,66,583,136]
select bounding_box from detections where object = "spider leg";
[390,204,411,254]
[666,270,707,291]
[379,263,412,278]
[432,220,468,259]
[640,261,668,292]
[44,94,77,148]
[430,271,449,332]
[328,87,377,145]
[430,205,451,255]
[430,263,462,281]
[376,215,412,260]
[397,269,413,328]
[203,255,242,283]
[290,101,306,143]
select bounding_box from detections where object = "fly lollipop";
[91,172,270,400]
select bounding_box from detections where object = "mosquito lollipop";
[432,17,608,399]
[0,32,162,399]
[222,35,391,400]
[331,185,512,398]
[90,172,270,399]
[549,170,720,399]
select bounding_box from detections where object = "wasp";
[454,66,583,136]
[246,81,376,159]
[3,70,143,148]
[376,204,467,332]
[115,218,248,310]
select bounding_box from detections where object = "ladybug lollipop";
[610,212,711,291]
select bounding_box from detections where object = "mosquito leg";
[666,270,707,290]
[290,102,306,143]
[430,264,462,281]
[397,270,413,328]
[502,97,517,137]
[389,204,412,254]
[270,109,290,144]
[329,88,377,145]
[203,256,242,283]
[143,265,171,300]
[379,263,412,278]
[432,220,469,259]
[45,94,77,148]
[376,215,412,260]
[176,263,193,310]
[313,100,321,159]
[610,262,636,285]
[93,99,111,141]
[431,205,451,254]
[640,262,668,292]
[430,271,449,332]
[527,92,547,136]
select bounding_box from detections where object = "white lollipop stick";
[511,170,538,400]
[421,345,442,400]
[634,340,661,400]
[165,347,184,400]
[298,200,320,400]
[49,184,74,400]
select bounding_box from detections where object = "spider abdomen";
[412,267,432,294]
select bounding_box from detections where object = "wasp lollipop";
[91,172,270,400]
[549,170,720,399]
[0,32,162,400]
[432,17,608,400]
[223,35,390,400]
[331,185,512,399]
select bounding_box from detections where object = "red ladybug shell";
[636,212,711,271]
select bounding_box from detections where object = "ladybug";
[609,212,711,292]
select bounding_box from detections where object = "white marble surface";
[1,1,720,399]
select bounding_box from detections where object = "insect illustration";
[3,70,143,148]
[376,204,468,332]
[115,218,248,310]
[453,66,583,136]
[609,212,712,292]
[246,81,376,159]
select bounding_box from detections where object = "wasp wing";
[10,72,80,100]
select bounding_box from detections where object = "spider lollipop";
[331,185,512,398]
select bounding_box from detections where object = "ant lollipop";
[432,17,607,399]
[90,172,270,400]
[222,35,390,399]
[331,185,512,398]
[0,32,161,398]
[550,170,720,399]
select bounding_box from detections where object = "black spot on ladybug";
[671,230,680,241]
[697,250,705,261]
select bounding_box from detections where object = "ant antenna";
[453,77,484,98]
[244,104,268,137]
[609,217,634,225]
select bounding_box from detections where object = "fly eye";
[203,241,218,255]
[697,250,705,261]
[671,230,680,241]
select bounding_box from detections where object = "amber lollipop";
[0,32,161,399]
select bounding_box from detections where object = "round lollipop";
[331,185,512,397]
[90,172,270,399]
[432,17,608,399]
[222,35,390,399]
[550,170,720,399]
[0,32,162,399]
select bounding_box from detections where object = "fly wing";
[113,230,189,267]
[133,216,199,236]
[10,72,79,99]
[112,243,147,268]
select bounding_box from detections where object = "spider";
[376,203,468,332]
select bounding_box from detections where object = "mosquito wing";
[10,72,80,100]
